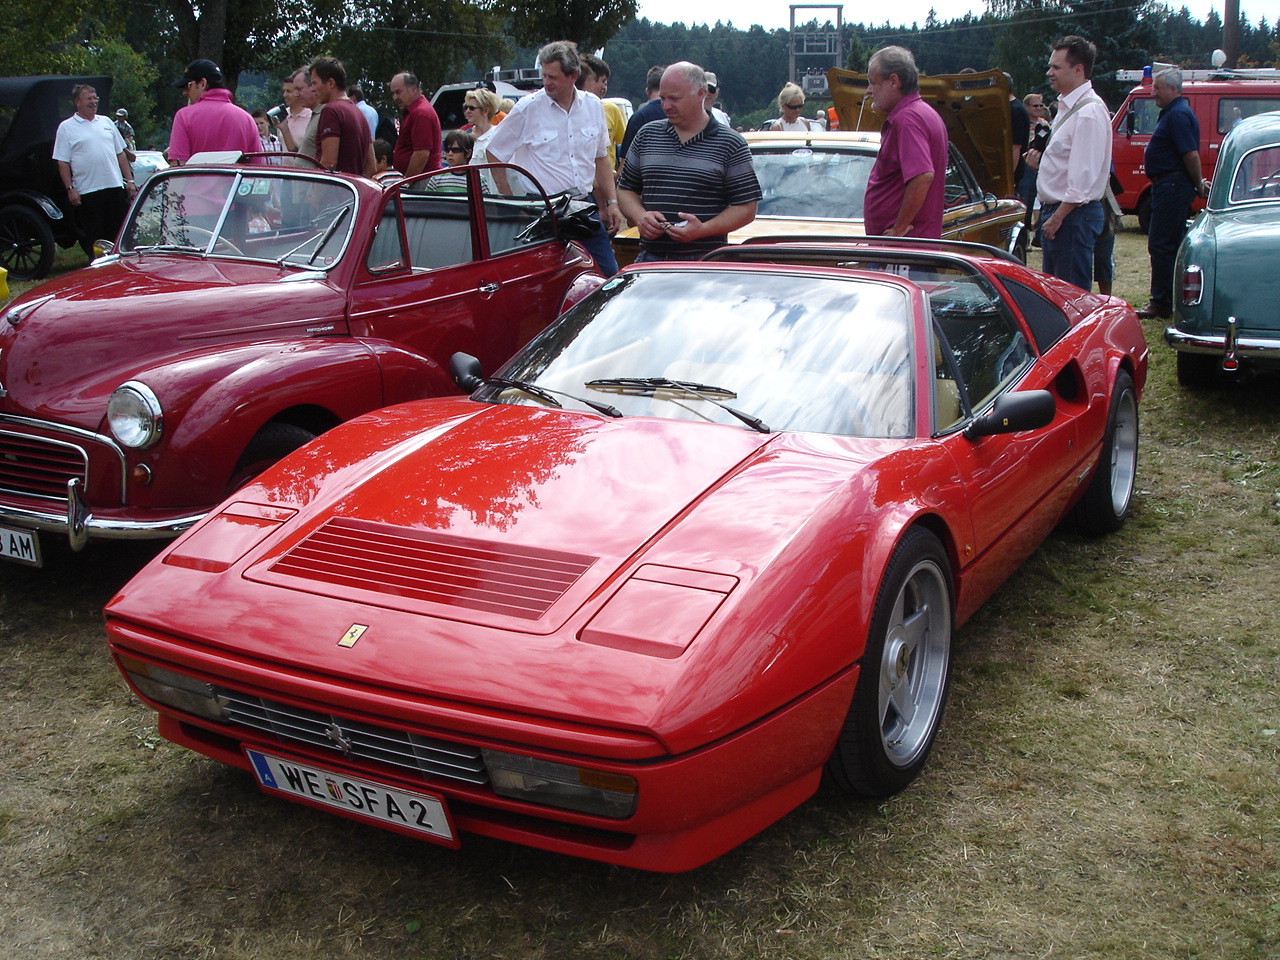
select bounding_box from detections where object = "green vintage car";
[1166,110,1280,387]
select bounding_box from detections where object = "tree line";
[2,0,1275,151]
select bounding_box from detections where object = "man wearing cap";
[168,59,260,164]
[703,72,730,127]
[113,109,136,151]
[52,83,136,256]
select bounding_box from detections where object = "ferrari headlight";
[482,750,637,818]
[108,381,164,448]
[118,656,226,721]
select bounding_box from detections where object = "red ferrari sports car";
[105,239,1148,872]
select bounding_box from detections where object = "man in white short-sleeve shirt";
[485,40,620,275]
[52,83,136,257]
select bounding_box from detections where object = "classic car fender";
[558,270,607,312]
[0,188,65,221]
[119,338,449,505]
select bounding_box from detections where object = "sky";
[633,0,1241,32]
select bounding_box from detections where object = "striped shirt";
[618,118,761,258]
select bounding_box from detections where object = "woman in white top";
[464,87,502,193]
[770,83,824,133]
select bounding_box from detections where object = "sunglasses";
[463,103,479,110]
[445,146,468,152]
[784,102,804,109]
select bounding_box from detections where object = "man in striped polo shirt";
[617,62,760,261]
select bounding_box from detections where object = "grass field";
[1,224,1277,959]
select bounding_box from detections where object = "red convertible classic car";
[105,239,1148,871]
[0,159,601,565]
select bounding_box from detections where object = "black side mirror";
[964,390,1055,440]
[1125,105,1136,138]
[450,352,484,392]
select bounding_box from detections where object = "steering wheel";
[180,226,244,256]
[813,175,846,194]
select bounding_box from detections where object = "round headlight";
[108,381,164,449]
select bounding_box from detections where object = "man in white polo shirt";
[485,40,620,276]
[53,83,136,257]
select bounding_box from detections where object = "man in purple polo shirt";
[862,46,947,239]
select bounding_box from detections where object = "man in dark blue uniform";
[1138,68,1208,319]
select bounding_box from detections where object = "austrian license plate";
[0,524,41,566]
[245,749,457,844]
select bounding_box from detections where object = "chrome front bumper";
[0,478,204,551]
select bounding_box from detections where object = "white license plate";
[245,749,457,845]
[0,524,41,566]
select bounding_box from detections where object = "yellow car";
[615,69,1026,267]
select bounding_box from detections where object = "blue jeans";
[1147,174,1196,307]
[1040,200,1103,291]
[581,196,618,277]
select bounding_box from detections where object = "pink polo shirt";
[168,88,261,163]
[863,92,948,239]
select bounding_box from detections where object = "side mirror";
[450,352,484,392]
[1124,105,1136,138]
[964,390,1055,440]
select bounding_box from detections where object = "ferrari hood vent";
[269,517,596,620]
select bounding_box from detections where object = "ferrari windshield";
[752,147,875,220]
[487,269,916,438]
[120,170,358,267]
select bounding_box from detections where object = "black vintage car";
[0,75,113,280]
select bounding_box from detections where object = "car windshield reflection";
[752,148,874,220]
[487,270,915,438]
[120,170,358,267]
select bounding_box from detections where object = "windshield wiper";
[276,205,351,266]
[134,243,204,253]
[483,377,623,418]
[585,376,770,433]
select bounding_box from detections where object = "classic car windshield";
[489,270,916,437]
[121,170,358,267]
[752,148,875,220]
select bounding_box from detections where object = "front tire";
[1071,369,1138,535]
[228,423,317,491]
[0,204,56,280]
[827,527,954,798]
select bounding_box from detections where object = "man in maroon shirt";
[862,45,947,239]
[389,72,442,177]
[309,57,375,177]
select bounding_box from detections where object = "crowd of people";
[51,36,1202,304]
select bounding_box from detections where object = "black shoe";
[1135,301,1171,319]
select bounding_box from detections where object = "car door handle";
[478,282,500,294]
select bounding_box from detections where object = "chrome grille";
[0,430,87,499]
[269,517,596,620]
[215,685,489,785]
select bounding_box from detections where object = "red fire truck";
[1111,65,1280,232]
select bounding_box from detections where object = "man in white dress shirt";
[1025,35,1112,290]
[485,40,620,276]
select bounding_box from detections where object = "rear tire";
[826,527,953,798]
[228,423,317,491]
[0,204,56,280]
[1137,193,1151,235]
[1175,351,1222,390]
[1071,369,1138,535]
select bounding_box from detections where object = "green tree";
[509,0,639,53]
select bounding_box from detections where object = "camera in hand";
[266,104,287,124]
[1031,124,1050,153]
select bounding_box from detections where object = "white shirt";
[357,100,378,139]
[1037,80,1111,206]
[772,117,824,133]
[52,113,127,194]
[484,88,609,197]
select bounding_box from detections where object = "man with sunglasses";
[389,72,442,178]
[863,46,947,239]
[167,59,260,165]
